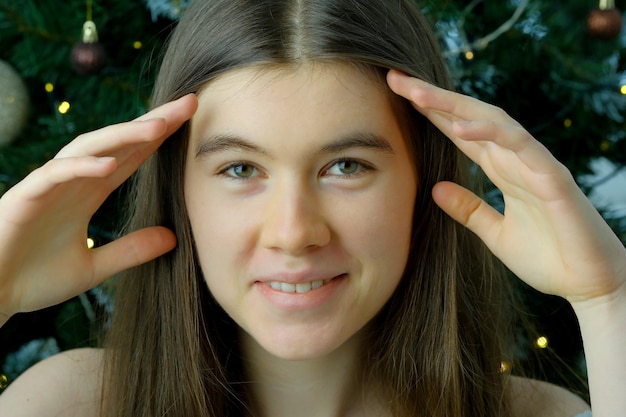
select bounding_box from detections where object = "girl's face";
[185,63,417,360]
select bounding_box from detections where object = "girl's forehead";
[190,63,399,139]
[196,61,389,101]
[187,61,413,162]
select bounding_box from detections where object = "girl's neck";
[240,330,381,417]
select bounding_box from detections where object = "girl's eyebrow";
[195,134,270,158]
[315,133,394,155]
[194,132,395,159]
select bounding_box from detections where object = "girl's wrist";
[569,285,626,417]
[569,284,626,377]
[569,282,626,322]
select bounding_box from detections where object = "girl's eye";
[219,163,259,179]
[324,159,372,177]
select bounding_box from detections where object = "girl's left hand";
[387,70,626,308]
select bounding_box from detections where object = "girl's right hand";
[0,94,198,325]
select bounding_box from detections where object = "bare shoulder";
[509,376,590,417]
[0,348,103,417]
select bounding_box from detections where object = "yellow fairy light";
[600,140,611,151]
[620,85,626,95]
[58,101,71,114]
[464,50,475,60]
[87,238,95,249]
[133,40,143,49]
[499,361,512,373]
[0,374,8,389]
[563,119,572,128]
[535,336,549,349]
[44,82,54,93]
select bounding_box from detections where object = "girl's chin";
[240,325,367,362]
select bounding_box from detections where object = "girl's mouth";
[267,279,333,294]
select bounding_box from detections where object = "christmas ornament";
[0,60,30,145]
[71,20,107,75]
[587,0,623,40]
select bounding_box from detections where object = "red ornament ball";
[70,41,107,75]
[587,8,623,40]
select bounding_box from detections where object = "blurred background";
[0,0,625,397]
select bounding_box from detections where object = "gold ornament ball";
[0,60,30,145]
[587,8,623,40]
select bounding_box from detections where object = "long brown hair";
[102,1,514,416]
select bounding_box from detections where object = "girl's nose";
[259,182,331,255]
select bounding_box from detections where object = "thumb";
[432,181,502,247]
[91,226,177,284]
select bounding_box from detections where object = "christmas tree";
[0,0,624,395]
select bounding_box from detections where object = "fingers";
[90,226,177,285]
[55,94,198,159]
[450,119,559,174]
[386,70,560,173]
[387,70,514,125]
[432,181,503,249]
[0,157,117,208]
[55,119,166,159]
[12,94,199,206]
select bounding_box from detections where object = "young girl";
[0,0,623,416]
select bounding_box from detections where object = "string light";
[563,118,572,128]
[44,82,54,93]
[133,40,143,49]
[87,238,95,249]
[0,374,7,389]
[600,140,611,151]
[464,50,475,60]
[57,101,71,114]
[620,85,626,95]
[500,361,512,373]
[444,0,530,57]
[535,336,549,349]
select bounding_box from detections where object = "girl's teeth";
[269,280,326,294]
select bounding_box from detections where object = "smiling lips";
[268,279,333,294]
[255,274,348,310]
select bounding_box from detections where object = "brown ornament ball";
[587,8,623,40]
[70,41,107,75]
